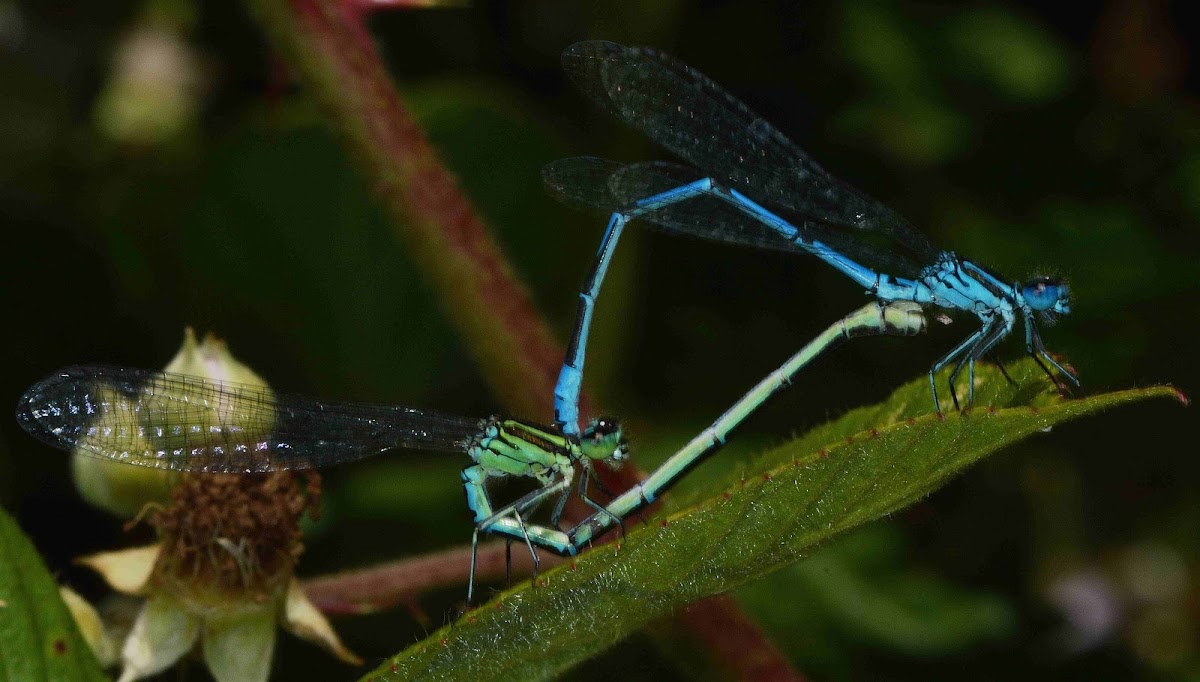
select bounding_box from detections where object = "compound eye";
[589,417,620,437]
[1022,277,1063,312]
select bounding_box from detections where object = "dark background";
[1,1,1197,679]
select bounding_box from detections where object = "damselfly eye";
[580,416,625,462]
[588,417,620,437]
[1022,277,1066,312]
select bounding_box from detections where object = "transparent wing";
[545,156,929,278]
[545,156,802,254]
[558,40,938,268]
[16,365,485,473]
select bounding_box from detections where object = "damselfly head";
[581,416,628,464]
[1021,276,1070,317]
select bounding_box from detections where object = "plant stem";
[244,3,800,677]
[248,0,578,421]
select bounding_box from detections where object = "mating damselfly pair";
[15,41,1075,602]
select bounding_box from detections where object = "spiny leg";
[477,478,570,532]
[947,348,972,410]
[968,355,976,406]
[463,466,569,597]
[511,509,540,589]
[1030,351,1070,395]
[990,354,1017,386]
[928,372,941,414]
[548,485,572,527]
[1040,350,1079,387]
[467,526,481,604]
[1028,317,1078,386]
[931,326,987,412]
[1025,320,1078,394]
[475,479,569,587]
[504,539,513,585]
[578,470,627,543]
[577,466,624,534]
[964,322,1010,406]
[587,465,619,499]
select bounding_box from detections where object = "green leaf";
[0,507,107,682]
[365,362,1180,680]
[943,6,1073,103]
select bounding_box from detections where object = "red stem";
[301,541,563,616]
[256,0,587,422]
[681,595,807,681]
[247,2,800,678]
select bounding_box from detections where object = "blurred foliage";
[0,507,107,681]
[1,0,1197,679]
[737,524,1016,677]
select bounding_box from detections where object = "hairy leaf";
[365,362,1180,680]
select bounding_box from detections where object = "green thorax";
[467,418,578,480]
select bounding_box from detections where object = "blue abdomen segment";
[547,41,1078,426]
[549,173,1001,426]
